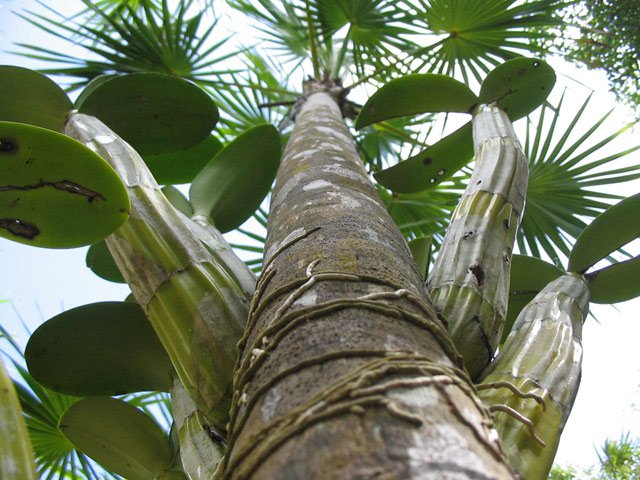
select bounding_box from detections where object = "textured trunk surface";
[478,273,588,479]
[428,105,528,380]
[222,91,515,479]
[66,113,255,430]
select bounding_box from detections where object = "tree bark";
[221,88,516,479]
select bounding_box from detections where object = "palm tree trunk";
[221,85,516,479]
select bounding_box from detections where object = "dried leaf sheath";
[427,104,528,379]
[65,113,256,430]
[222,89,515,479]
[477,273,588,480]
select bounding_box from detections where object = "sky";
[1,0,640,473]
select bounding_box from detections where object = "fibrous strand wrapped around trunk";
[222,90,515,479]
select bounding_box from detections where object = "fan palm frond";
[207,51,295,139]
[354,113,435,172]
[403,0,564,84]
[381,173,468,242]
[519,91,640,262]
[15,0,237,90]
[228,0,315,70]
[313,0,417,78]
[229,206,269,274]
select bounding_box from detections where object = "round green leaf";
[190,124,281,232]
[355,74,479,129]
[86,240,126,283]
[569,193,640,274]
[479,58,556,120]
[60,397,172,480]
[0,65,72,132]
[0,121,130,248]
[408,236,432,280]
[73,74,118,109]
[503,254,564,342]
[588,256,640,304]
[77,73,219,155]
[161,185,194,217]
[374,122,473,193]
[143,135,223,185]
[25,302,173,396]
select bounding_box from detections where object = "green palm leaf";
[314,0,417,76]
[15,0,237,89]
[207,52,295,139]
[230,0,419,81]
[404,0,563,83]
[0,320,171,479]
[380,174,468,242]
[355,113,434,172]
[228,0,314,69]
[519,92,640,261]
[228,205,269,274]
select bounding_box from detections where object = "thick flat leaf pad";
[569,193,640,273]
[374,122,473,193]
[143,135,223,185]
[86,240,126,283]
[479,58,556,120]
[77,73,219,155]
[0,65,72,131]
[355,74,478,129]
[588,256,640,304]
[0,121,129,248]
[26,302,173,395]
[190,124,281,232]
[60,397,173,480]
[408,236,432,280]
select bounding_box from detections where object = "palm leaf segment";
[520,92,640,262]
[0,323,111,479]
[404,0,564,83]
[229,0,417,81]
[16,0,235,90]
